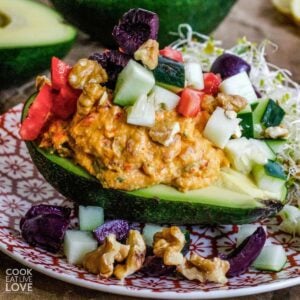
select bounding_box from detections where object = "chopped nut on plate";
[177,253,230,284]
[264,126,289,139]
[35,75,51,91]
[114,230,146,280]
[153,226,185,266]
[83,234,130,278]
[216,93,248,112]
[149,120,180,146]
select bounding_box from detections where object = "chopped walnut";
[264,126,289,139]
[200,95,218,114]
[77,84,107,116]
[134,39,159,70]
[35,75,51,91]
[114,230,146,280]
[224,110,237,120]
[216,93,247,112]
[153,226,185,266]
[68,58,108,89]
[83,234,130,278]
[177,253,230,284]
[149,121,180,146]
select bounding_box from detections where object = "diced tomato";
[177,88,204,117]
[51,85,80,120]
[20,84,53,141]
[202,72,222,95]
[159,47,183,62]
[51,57,72,90]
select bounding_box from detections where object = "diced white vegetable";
[252,245,287,271]
[219,71,257,103]
[225,138,275,174]
[142,224,165,247]
[114,59,155,106]
[79,206,104,231]
[278,205,300,235]
[151,85,180,110]
[184,61,204,90]
[64,230,98,265]
[203,107,240,149]
[127,94,156,127]
[237,224,268,246]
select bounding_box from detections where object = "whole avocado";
[50,0,237,47]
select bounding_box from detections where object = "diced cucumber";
[114,59,155,106]
[184,61,204,90]
[265,139,287,154]
[252,245,287,271]
[251,101,259,111]
[203,107,240,149]
[151,85,180,110]
[79,205,104,231]
[153,56,185,93]
[237,224,268,246]
[127,94,156,127]
[252,161,287,195]
[63,230,98,265]
[237,105,254,138]
[225,138,275,174]
[219,71,257,103]
[253,99,285,137]
[142,224,165,247]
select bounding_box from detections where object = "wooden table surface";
[0,0,300,299]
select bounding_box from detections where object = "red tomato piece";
[20,84,53,141]
[51,57,72,90]
[177,88,204,117]
[202,72,222,95]
[52,86,80,120]
[159,47,183,62]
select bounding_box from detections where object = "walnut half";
[82,234,130,278]
[153,226,186,266]
[114,230,146,280]
[134,39,159,70]
[177,253,230,284]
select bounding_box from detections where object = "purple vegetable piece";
[89,50,130,88]
[112,8,159,54]
[220,227,266,277]
[210,53,251,79]
[93,219,129,244]
[140,256,176,277]
[20,205,71,253]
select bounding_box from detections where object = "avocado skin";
[50,0,236,48]
[0,39,75,89]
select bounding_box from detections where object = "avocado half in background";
[22,94,284,225]
[51,0,237,48]
[0,0,77,89]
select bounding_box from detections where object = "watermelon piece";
[20,84,53,141]
[51,56,72,90]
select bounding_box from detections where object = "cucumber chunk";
[63,230,98,265]
[203,107,240,149]
[151,85,180,110]
[114,60,155,106]
[265,139,287,154]
[219,72,257,103]
[153,56,185,93]
[142,224,165,247]
[238,105,254,138]
[79,205,104,231]
[252,161,287,195]
[184,61,204,89]
[252,245,287,271]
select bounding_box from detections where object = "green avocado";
[0,0,77,88]
[50,0,236,48]
[22,94,283,225]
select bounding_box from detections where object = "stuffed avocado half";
[23,94,284,225]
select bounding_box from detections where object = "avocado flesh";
[22,94,283,224]
[0,0,76,88]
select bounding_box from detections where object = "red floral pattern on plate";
[0,104,299,299]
